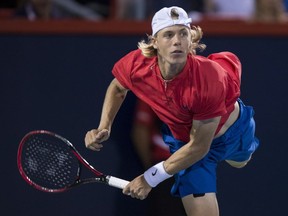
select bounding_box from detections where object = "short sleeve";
[192,61,228,120]
[112,50,138,89]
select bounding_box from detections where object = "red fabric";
[113,49,241,142]
[133,99,171,162]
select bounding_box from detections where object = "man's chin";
[169,57,187,65]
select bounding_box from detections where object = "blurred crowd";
[0,0,287,22]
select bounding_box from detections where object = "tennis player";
[85,6,259,216]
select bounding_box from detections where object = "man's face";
[154,25,191,65]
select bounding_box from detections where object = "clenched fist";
[84,129,110,151]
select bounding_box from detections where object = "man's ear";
[153,40,158,49]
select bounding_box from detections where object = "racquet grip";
[107,176,130,189]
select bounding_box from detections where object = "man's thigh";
[182,192,219,216]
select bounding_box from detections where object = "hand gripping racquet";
[17,130,130,193]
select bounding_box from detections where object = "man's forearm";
[98,79,127,130]
[163,141,209,175]
[163,117,220,175]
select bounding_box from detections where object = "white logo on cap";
[152,6,192,36]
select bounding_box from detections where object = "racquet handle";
[107,176,130,189]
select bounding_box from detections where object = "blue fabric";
[161,99,260,197]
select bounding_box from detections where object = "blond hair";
[138,26,206,58]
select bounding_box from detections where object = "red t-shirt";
[113,49,241,142]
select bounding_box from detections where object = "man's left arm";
[164,116,221,174]
[123,116,221,199]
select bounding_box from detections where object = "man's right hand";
[84,129,110,151]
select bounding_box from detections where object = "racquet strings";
[20,133,80,190]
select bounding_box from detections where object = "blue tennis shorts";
[161,99,260,198]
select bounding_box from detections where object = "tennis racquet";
[17,130,130,193]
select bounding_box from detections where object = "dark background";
[1,32,287,215]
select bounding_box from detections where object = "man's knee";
[225,157,251,168]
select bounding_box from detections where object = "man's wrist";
[143,161,173,187]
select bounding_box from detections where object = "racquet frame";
[17,130,129,193]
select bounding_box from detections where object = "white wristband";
[144,161,173,188]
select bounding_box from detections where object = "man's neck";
[158,60,186,80]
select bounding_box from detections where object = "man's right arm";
[85,78,128,151]
[98,78,129,131]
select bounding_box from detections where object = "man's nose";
[173,34,181,45]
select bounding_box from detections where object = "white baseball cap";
[151,6,192,36]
